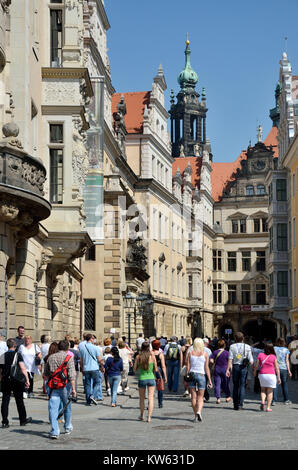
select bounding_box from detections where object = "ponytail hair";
[111,346,120,361]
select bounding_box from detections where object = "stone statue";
[180,144,185,157]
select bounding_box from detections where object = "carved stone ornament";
[72,117,89,195]
[0,201,19,222]
[126,237,147,272]
[1,0,11,13]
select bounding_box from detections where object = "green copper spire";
[177,37,198,90]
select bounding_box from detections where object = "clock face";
[256,160,266,170]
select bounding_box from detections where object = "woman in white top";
[118,341,132,393]
[186,338,212,422]
[19,336,41,398]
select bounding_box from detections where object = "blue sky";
[105,0,298,163]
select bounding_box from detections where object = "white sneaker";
[125,387,129,391]
[23,392,27,399]
[107,389,111,396]
[183,390,189,397]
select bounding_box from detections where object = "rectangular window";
[50,123,63,143]
[165,265,169,294]
[159,263,163,293]
[228,252,237,272]
[262,218,268,232]
[232,220,238,234]
[269,227,274,253]
[294,269,297,298]
[242,251,251,271]
[277,272,288,297]
[293,218,296,248]
[269,183,273,203]
[153,261,157,291]
[269,273,274,298]
[50,148,63,203]
[189,275,193,298]
[293,173,296,197]
[256,284,266,304]
[241,284,251,305]
[254,219,260,233]
[188,237,193,257]
[276,179,287,201]
[256,251,266,271]
[50,9,63,66]
[277,224,287,251]
[213,283,222,304]
[289,221,292,250]
[165,217,169,246]
[240,219,246,233]
[227,285,237,305]
[213,250,222,271]
[84,299,95,331]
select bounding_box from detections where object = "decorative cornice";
[42,67,93,98]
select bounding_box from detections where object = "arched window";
[257,184,265,195]
[246,185,254,196]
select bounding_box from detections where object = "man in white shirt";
[226,331,253,410]
[136,334,145,352]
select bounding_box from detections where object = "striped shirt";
[44,351,76,383]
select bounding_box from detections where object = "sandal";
[216,399,221,404]
[138,415,144,421]
[266,408,272,412]
[260,403,265,411]
[147,417,152,423]
[226,397,232,403]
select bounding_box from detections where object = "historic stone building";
[0,0,99,341]
[266,51,298,336]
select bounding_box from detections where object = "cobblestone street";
[1,375,298,451]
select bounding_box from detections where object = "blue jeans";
[273,369,289,402]
[84,370,102,404]
[108,375,121,405]
[167,360,180,392]
[48,387,72,437]
[232,365,248,408]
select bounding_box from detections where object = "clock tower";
[169,39,208,158]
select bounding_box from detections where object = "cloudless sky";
[105,0,298,162]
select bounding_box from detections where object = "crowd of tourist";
[0,326,297,438]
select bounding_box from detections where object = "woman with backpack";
[104,347,123,407]
[186,338,212,422]
[253,343,281,412]
[133,341,158,422]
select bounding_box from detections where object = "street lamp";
[124,292,135,347]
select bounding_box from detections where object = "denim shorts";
[138,379,156,388]
[188,373,206,390]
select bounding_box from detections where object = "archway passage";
[243,320,277,342]
[219,324,234,340]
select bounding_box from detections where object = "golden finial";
[186,32,190,45]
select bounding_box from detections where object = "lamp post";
[124,292,134,347]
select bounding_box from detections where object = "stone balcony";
[0,142,51,238]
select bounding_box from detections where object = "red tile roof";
[112,91,151,134]
[172,127,278,202]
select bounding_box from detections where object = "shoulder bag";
[10,352,26,384]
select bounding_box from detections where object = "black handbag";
[10,353,26,384]
[184,372,195,383]
[241,344,250,368]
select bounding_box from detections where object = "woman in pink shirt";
[253,343,281,412]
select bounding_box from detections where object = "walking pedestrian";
[288,336,298,379]
[44,340,76,439]
[69,340,81,394]
[181,337,192,397]
[80,334,104,406]
[186,338,212,422]
[40,335,51,394]
[273,338,292,404]
[15,326,25,351]
[164,336,182,393]
[0,338,32,428]
[19,336,42,398]
[251,341,264,394]
[152,339,167,408]
[209,339,232,404]
[118,340,132,393]
[136,333,145,352]
[226,331,253,410]
[105,347,123,407]
[254,343,281,412]
[133,342,158,422]
[203,338,212,402]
